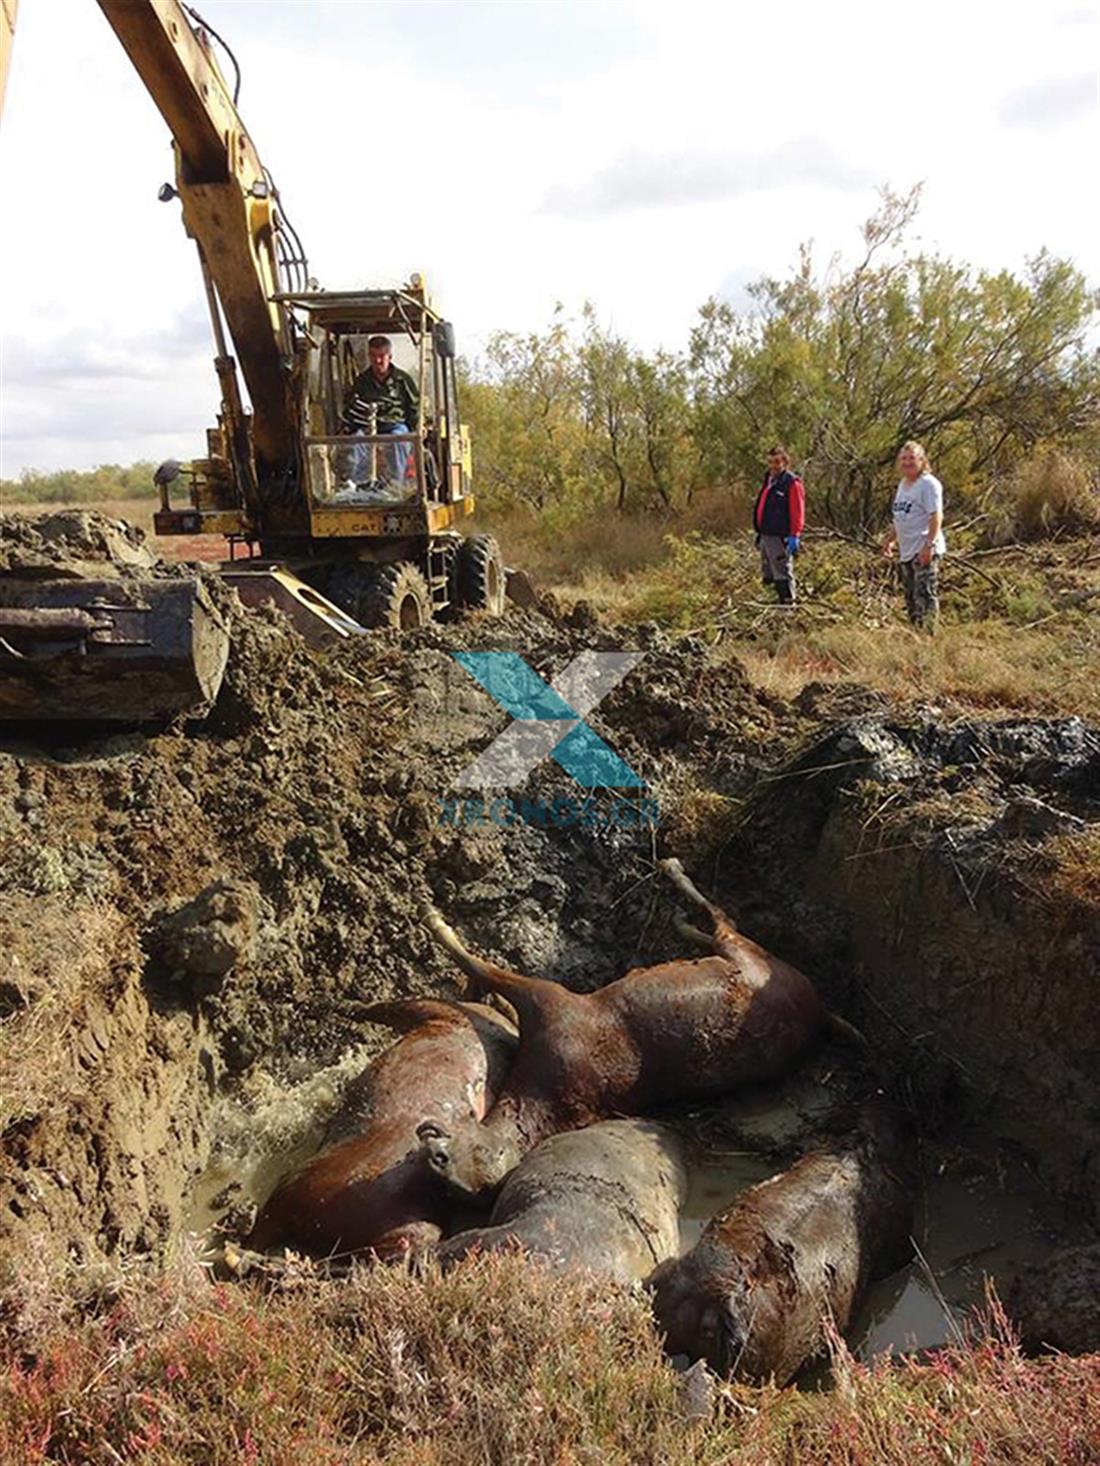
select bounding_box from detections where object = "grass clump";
[0,1254,696,1465]
[987,452,1100,544]
[486,486,752,592]
[1,1258,1097,1465]
[729,616,1100,718]
[1036,826,1100,912]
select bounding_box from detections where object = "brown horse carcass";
[648,1110,913,1382]
[417,859,840,1200]
[248,998,516,1260]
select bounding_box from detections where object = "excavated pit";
[1,513,1097,1357]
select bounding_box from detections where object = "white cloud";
[544,138,873,217]
[1000,72,1098,128]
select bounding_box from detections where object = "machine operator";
[342,335,420,490]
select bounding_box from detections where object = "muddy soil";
[711,715,1100,1222]
[0,510,161,579]
[1,515,790,1272]
[1,512,1097,1351]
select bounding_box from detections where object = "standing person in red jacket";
[753,446,805,605]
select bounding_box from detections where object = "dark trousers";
[900,555,940,629]
[759,535,796,603]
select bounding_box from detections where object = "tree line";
[459,188,1100,532]
[1,462,157,506]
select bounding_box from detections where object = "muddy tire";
[360,562,433,631]
[457,535,505,615]
[326,562,432,630]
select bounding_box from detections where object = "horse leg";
[659,859,741,956]
[420,902,560,1031]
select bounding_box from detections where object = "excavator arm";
[96,0,295,475]
[0,1,18,121]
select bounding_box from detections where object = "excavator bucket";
[0,577,230,721]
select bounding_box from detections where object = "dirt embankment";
[715,715,1100,1218]
[1,518,787,1271]
[0,896,212,1269]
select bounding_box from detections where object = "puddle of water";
[855,1272,960,1355]
[852,1150,1092,1358]
[183,1040,383,1249]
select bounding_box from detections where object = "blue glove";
[786,534,801,556]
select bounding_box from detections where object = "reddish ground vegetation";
[0,1258,1096,1465]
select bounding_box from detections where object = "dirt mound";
[0,509,159,578]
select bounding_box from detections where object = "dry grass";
[487,508,1100,720]
[730,618,1100,717]
[486,487,752,589]
[1,1255,1096,1466]
[1037,827,1100,912]
[986,451,1100,544]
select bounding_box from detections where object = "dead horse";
[439,1119,687,1285]
[647,1110,913,1383]
[248,999,517,1261]
[417,858,850,1200]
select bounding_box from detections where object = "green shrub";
[0,463,157,506]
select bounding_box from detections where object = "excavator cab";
[147,274,497,635]
[289,279,474,535]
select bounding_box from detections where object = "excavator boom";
[0,0,18,121]
[95,0,294,473]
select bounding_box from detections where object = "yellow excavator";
[0,0,506,720]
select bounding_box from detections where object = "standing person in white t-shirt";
[881,440,946,630]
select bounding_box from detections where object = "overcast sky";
[1,0,1097,477]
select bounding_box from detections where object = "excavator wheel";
[457,535,505,615]
[326,562,433,630]
[360,562,433,631]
